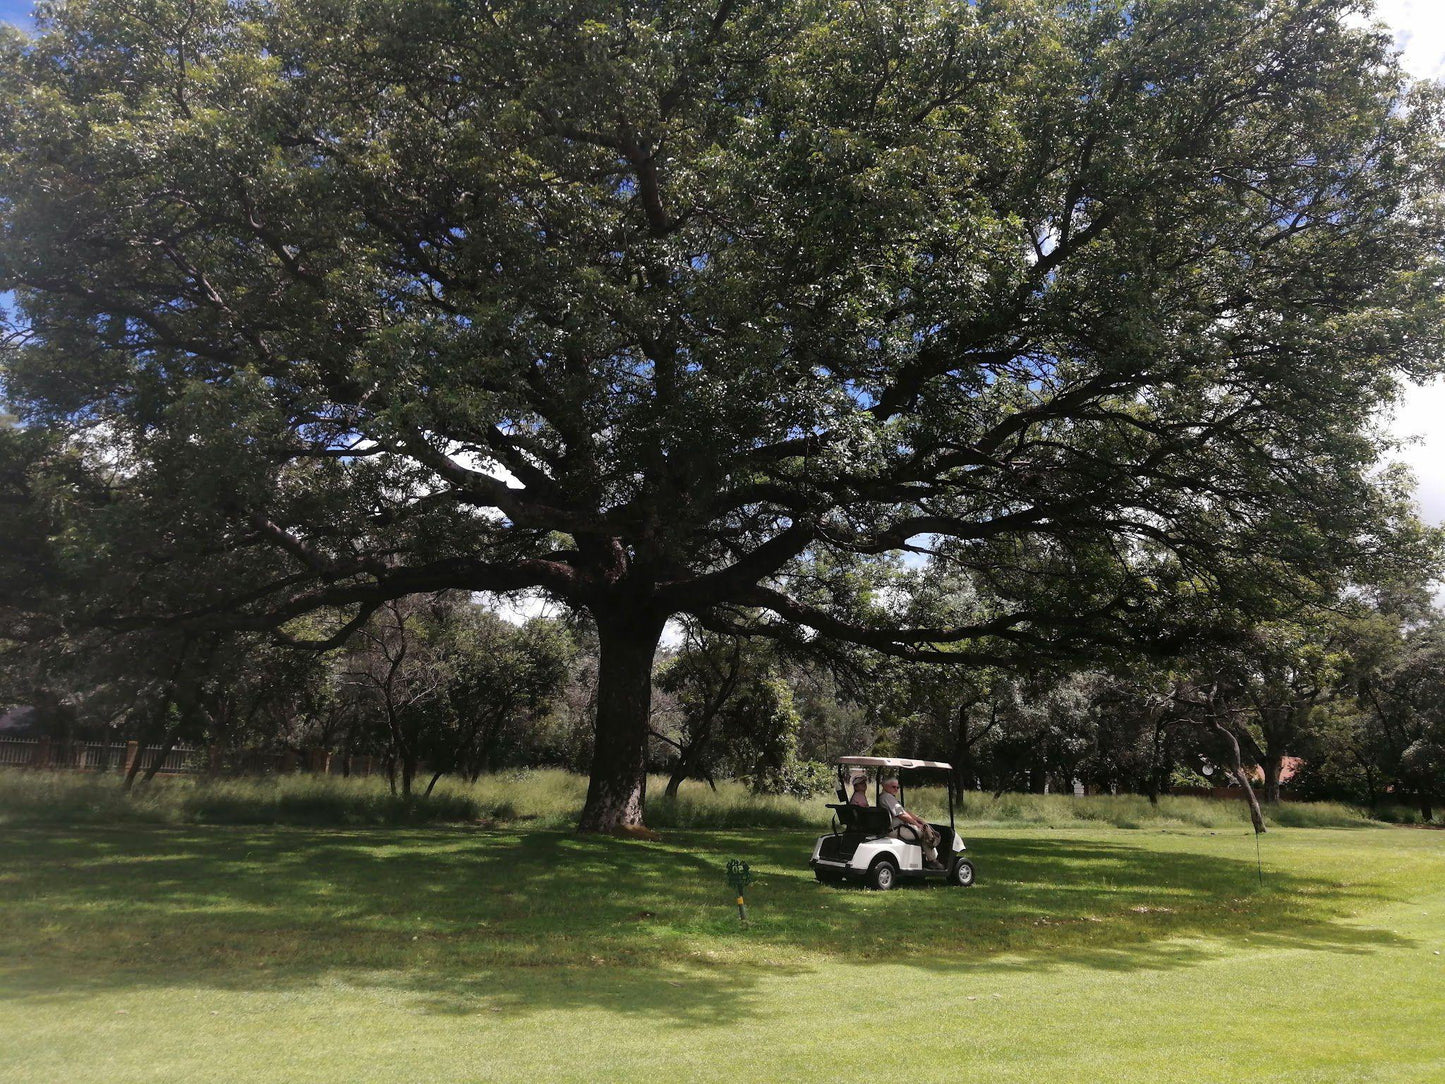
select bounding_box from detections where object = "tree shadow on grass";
[0,824,1420,1024]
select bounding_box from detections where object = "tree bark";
[139,722,185,785]
[664,754,692,799]
[951,698,993,796]
[400,750,416,800]
[124,705,184,793]
[122,733,147,792]
[1263,753,1283,805]
[1213,721,1267,834]
[578,610,665,832]
[663,720,717,798]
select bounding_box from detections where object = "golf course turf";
[1,822,1441,1082]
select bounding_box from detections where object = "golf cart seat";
[827,803,892,837]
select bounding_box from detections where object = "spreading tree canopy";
[2,0,1441,828]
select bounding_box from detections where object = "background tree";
[789,659,875,769]
[1168,671,1269,833]
[1220,619,1344,804]
[337,595,455,798]
[3,0,1442,829]
[652,626,748,797]
[1347,615,1445,821]
[888,662,1002,792]
[425,610,575,785]
[653,624,816,797]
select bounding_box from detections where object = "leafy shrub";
[745,759,835,800]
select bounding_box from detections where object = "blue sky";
[0,2,30,28]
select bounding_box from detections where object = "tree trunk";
[1144,739,1159,804]
[1263,753,1283,805]
[479,720,506,776]
[400,752,416,800]
[664,727,714,798]
[423,769,444,797]
[1213,721,1266,834]
[124,709,177,793]
[141,698,209,786]
[578,611,665,832]
[122,737,147,792]
[664,754,691,799]
[951,699,992,797]
[139,723,185,786]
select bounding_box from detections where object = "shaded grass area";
[0,823,1419,985]
[0,768,1377,830]
[0,823,1441,1083]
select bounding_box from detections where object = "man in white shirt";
[878,777,943,868]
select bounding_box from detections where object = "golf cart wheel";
[868,858,897,891]
[950,858,976,887]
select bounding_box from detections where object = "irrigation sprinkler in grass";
[726,859,755,926]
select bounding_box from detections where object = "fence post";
[32,736,52,770]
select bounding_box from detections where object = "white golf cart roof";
[837,756,953,771]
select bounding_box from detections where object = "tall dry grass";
[0,767,1379,830]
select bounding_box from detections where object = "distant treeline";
[4,590,1442,822]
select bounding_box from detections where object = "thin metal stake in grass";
[1255,829,1263,886]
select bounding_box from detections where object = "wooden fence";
[0,737,202,775]
[0,738,381,778]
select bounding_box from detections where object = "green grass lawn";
[1,820,1442,1083]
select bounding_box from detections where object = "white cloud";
[1389,379,1445,527]
[477,590,685,646]
[1372,0,1445,79]
[479,590,563,625]
[1372,1,1445,604]
[1388,380,1445,607]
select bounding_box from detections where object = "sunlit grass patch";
[0,821,1441,1084]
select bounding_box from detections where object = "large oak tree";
[2,0,1441,829]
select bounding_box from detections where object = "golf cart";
[808,756,976,890]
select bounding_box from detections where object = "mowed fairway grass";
[0,820,1442,1083]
